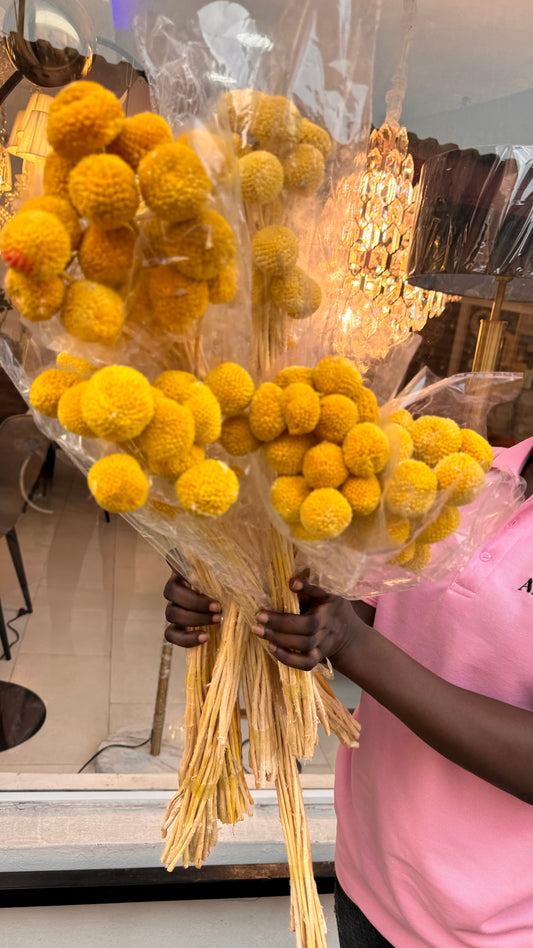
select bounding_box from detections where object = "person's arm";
[253,578,533,805]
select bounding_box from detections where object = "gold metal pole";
[471,275,511,373]
[151,637,173,756]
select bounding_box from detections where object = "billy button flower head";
[80,365,155,442]
[250,94,303,154]
[389,407,414,431]
[182,383,222,445]
[178,129,237,187]
[264,432,315,475]
[302,442,348,489]
[383,421,414,463]
[88,454,149,514]
[205,362,255,416]
[29,368,80,418]
[459,429,493,472]
[282,144,325,197]
[340,474,381,517]
[68,154,139,231]
[57,381,96,437]
[410,415,462,468]
[315,394,359,444]
[1,210,70,278]
[153,370,197,403]
[417,504,461,544]
[270,476,311,523]
[270,266,322,318]
[298,118,332,159]
[136,389,195,463]
[107,113,173,171]
[384,459,438,518]
[163,210,237,282]
[355,386,379,424]
[221,88,264,134]
[56,352,95,377]
[207,261,238,305]
[342,422,390,478]
[61,281,125,346]
[78,225,136,286]
[5,269,65,322]
[249,382,286,442]
[273,365,315,389]
[19,195,82,250]
[46,81,125,162]
[138,142,212,223]
[220,415,260,456]
[281,382,320,435]
[251,225,298,277]
[406,542,432,572]
[239,151,284,205]
[43,152,75,199]
[299,487,352,540]
[312,356,363,400]
[148,444,205,481]
[176,459,239,517]
[147,266,209,331]
[388,541,416,567]
[434,452,485,506]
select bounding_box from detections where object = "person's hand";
[164,570,222,647]
[253,577,373,671]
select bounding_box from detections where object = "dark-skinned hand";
[163,570,221,648]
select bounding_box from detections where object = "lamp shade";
[7,111,27,155]
[6,93,53,162]
[408,146,533,302]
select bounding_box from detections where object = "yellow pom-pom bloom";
[176,459,239,516]
[281,382,320,435]
[56,353,95,377]
[205,362,255,416]
[148,444,205,481]
[270,266,322,318]
[148,266,208,330]
[107,113,173,170]
[313,356,362,400]
[315,394,359,444]
[138,142,212,222]
[389,408,414,431]
[153,370,197,403]
[385,422,414,462]
[385,459,438,518]
[299,118,332,159]
[222,88,263,134]
[1,210,70,278]
[355,387,379,424]
[207,261,238,304]
[303,441,348,489]
[251,95,302,153]
[29,369,80,418]
[81,365,155,441]
[178,129,237,186]
[43,151,75,199]
[249,383,286,442]
[137,390,195,462]
[434,453,485,506]
[273,366,314,388]
[387,516,411,545]
[164,211,237,281]
[418,505,461,544]
[406,542,432,572]
[182,383,222,444]
[47,81,125,161]
[61,281,124,345]
[68,154,139,230]
[88,454,149,513]
[282,144,325,196]
[264,433,315,475]
[57,381,96,437]
[78,225,136,286]
[239,151,283,204]
[270,476,311,523]
[341,475,381,516]
[251,225,298,276]
[388,541,416,566]
[220,414,260,456]
[6,268,65,322]
[410,414,462,467]
[300,487,352,540]
[460,429,493,472]
[290,522,320,541]
[20,195,82,250]
[343,423,390,477]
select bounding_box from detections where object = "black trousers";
[335,881,395,948]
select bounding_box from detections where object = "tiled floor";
[0,452,359,775]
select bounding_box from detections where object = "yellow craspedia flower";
[343,423,390,477]
[264,432,315,475]
[300,487,352,540]
[207,261,238,304]
[61,281,124,345]
[239,151,283,204]
[270,476,311,523]
[251,225,298,276]
[249,382,286,442]
[303,441,348,489]
[178,128,237,186]
[29,368,80,418]
[164,210,237,281]
[148,444,205,481]
[1,211,70,278]
[281,382,320,435]
[205,362,255,416]
[138,142,212,222]
[57,381,96,437]
[282,144,325,196]
[271,266,322,318]
[43,151,75,199]
[385,459,438,518]
[176,459,239,516]
[290,522,320,541]
[386,516,411,545]
[385,422,414,462]
[56,352,95,377]
[221,88,264,134]
[107,113,173,170]
[460,429,493,472]
[251,94,302,153]
[340,475,381,516]
[313,356,363,400]
[5,268,65,322]
[220,414,260,456]
[298,118,332,159]
[19,195,82,250]
[47,81,125,161]
[182,383,222,444]
[406,542,432,572]
[68,154,139,230]
[418,505,461,544]
[148,266,209,330]
[78,225,136,286]
[389,407,414,431]
[232,132,251,157]
[410,414,462,467]
[81,365,155,442]
[355,386,379,424]
[88,454,149,513]
[137,390,195,462]
[315,394,359,444]
[273,365,314,388]
[153,370,197,403]
[388,541,416,566]
[434,453,485,506]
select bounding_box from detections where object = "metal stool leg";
[0,599,11,661]
[5,528,32,614]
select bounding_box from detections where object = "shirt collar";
[491,437,533,476]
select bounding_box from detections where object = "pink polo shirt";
[335,438,533,947]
